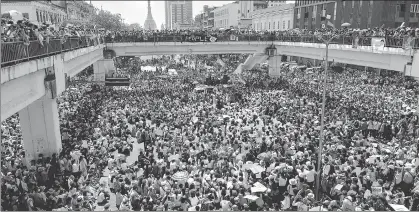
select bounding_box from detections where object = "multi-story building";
[238,0,268,29]
[213,2,240,29]
[165,0,193,30]
[251,3,294,31]
[293,0,419,30]
[194,13,204,29]
[1,1,67,25]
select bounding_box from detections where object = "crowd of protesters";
[1,18,105,44]
[1,52,419,211]
[4,16,418,45]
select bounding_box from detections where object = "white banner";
[371,37,385,49]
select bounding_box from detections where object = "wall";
[1,1,66,25]
[213,2,239,29]
[1,44,104,122]
[251,3,294,31]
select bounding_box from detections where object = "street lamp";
[315,27,347,201]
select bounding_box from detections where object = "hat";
[289,179,297,185]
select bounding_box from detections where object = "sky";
[90,1,234,28]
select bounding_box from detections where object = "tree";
[127,23,142,31]
[91,10,124,31]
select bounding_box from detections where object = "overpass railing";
[1,36,104,67]
[106,34,419,50]
[2,34,417,67]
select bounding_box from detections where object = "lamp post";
[315,32,344,201]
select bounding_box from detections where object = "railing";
[1,36,104,67]
[2,34,418,67]
[106,34,419,50]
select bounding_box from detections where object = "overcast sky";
[90,1,234,27]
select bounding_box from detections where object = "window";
[352,0,355,9]
[288,20,290,28]
[283,20,285,29]
[36,10,40,22]
[411,4,419,13]
[278,21,280,29]
[269,22,270,29]
[313,5,317,18]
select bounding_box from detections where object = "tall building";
[165,0,193,30]
[144,0,157,30]
[194,5,217,29]
[238,0,268,29]
[293,0,419,30]
[251,3,294,31]
[213,2,240,29]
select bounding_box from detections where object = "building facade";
[251,3,294,31]
[213,2,240,29]
[1,1,67,25]
[293,0,419,30]
[66,1,96,23]
[165,0,193,30]
[238,0,268,29]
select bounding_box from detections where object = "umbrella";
[341,23,351,27]
[192,81,199,84]
[247,164,265,174]
[244,195,259,201]
[257,152,268,160]
[4,10,24,22]
[251,182,267,193]
[172,171,189,181]
[168,154,180,161]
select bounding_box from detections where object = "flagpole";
[315,30,343,201]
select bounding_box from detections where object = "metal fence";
[1,36,104,66]
[2,34,418,67]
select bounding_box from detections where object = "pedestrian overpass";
[1,40,418,162]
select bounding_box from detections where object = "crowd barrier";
[1,36,104,66]
[2,34,418,67]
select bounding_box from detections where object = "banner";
[371,37,385,49]
[184,35,218,42]
[230,34,237,41]
[352,36,359,49]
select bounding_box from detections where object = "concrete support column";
[268,55,281,78]
[93,59,115,81]
[19,95,62,164]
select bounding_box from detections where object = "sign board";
[389,204,409,211]
[371,37,385,49]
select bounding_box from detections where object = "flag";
[327,20,335,29]
[399,22,405,28]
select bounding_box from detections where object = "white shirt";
[306,170,316,182]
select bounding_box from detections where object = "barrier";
[1,36,104,66]
[1,34,417,67]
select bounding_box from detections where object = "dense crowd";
[1,18,105,43]
[2,53,419,211]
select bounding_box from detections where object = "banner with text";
[184,35,218,43]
